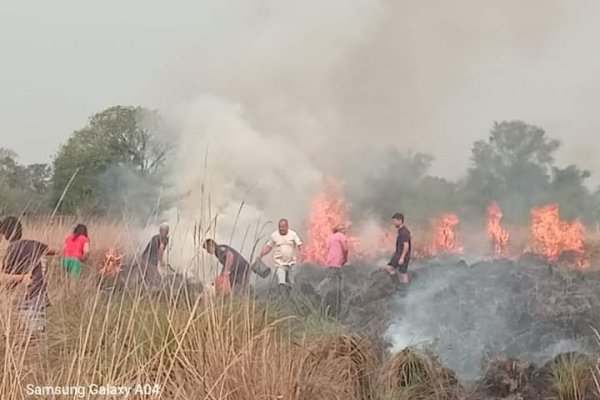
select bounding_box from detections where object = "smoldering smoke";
[386,259,589,382]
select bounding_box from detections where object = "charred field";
[287,255,600,399]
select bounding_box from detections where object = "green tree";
[0,149,51,214]
[465,121,596,223]
[346,149,460,225]
[465,121,559,221]
[549,165,595,221]
[51,106,171,216]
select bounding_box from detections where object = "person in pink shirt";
[326,224,349,270]
[324,224,348,315]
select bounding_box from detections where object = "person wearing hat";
[326,223,349,275]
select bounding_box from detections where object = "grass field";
[1,218,600,399]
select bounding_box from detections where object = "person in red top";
[62,224,90,279]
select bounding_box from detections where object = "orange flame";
[428,214,463,255]
[530,204,589,268]
[101,248,123,276]
[304,177,352,265]
[487,202,510,257]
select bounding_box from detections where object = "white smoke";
[144,0,597,274]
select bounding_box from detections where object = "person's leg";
[62,258,82,279]
[278,265,292,298]
[20,300,46,333]
[329,267,342,316]
[71,260,82,279]
[398,262,410,284]
[231,268,249,296]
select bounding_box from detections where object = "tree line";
[1,106,598,225]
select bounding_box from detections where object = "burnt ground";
[279,255,600,398]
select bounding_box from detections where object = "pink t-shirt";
[326,232,348,268]
[64,234,89,260]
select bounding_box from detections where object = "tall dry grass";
[0,218,380,399]
[2,218,599,399]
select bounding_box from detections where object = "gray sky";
[0,0,206,163]
[2,0,600,186]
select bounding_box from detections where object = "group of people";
[0,212,411,332]
[0,216,172,333]
[202,218,304,295]
[202,212,413,295]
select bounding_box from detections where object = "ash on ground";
[281,256,600,383]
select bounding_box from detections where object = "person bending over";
[203,239,250,293]
[62,223,90,279]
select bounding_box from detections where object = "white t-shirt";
[268,230,302,267]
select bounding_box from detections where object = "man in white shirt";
[259,218,303,296]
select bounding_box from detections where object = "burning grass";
[2,219,600,399]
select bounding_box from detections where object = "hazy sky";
[2,0,600,185]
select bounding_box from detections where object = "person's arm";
[221,250,235,275]
[342,237,349,264]
[399,242,409,264]
[157,238,166,263]
[295,233,303,260]
[0,270,30,285]
[388,236,401,266]
[81,241,90,261]
[398,231,410,264]
[260,236,275,259]
[0,258,30,285]
[259,245,272,258]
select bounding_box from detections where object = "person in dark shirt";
[203,239,250,292]
[0,216,55,332]
[386,213,412,285]
[141,223,169,268]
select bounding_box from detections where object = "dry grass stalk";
[379,347,461,400]
[550,353,592,400]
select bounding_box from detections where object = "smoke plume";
[151,0,596,245]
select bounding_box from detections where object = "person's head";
[278,219,289,235]
[202,239,217,254]
[333,224,347,234]
[0,216,23,242]
[392,213,405,228]
[73,224,88,238]
[159,222,170,238]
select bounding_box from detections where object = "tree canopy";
[51,106,171,218]
[0,149,51,215]
[464,121,595,222]
[1,109,597,227]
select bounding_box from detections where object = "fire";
[428,214,463,255]
[530,205,588,268]
[101,248,123,276]
[487,202,510,257]
[304,177,352,265]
